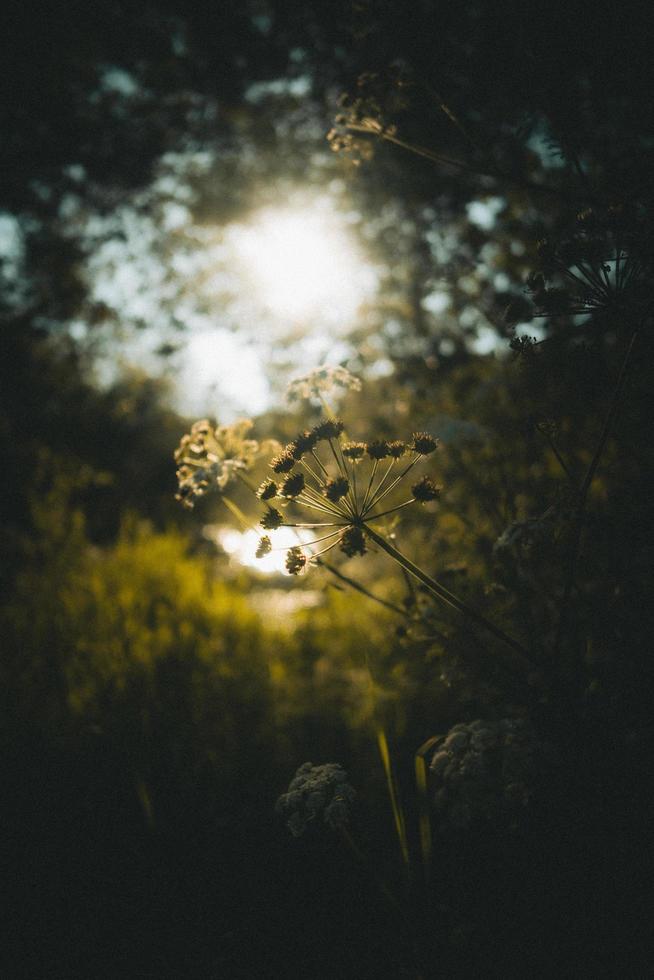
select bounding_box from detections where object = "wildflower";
[261,507,283,530]
[366,439,391,460]
[257,479,278,501]
[528,207,653,322]
[270,449,296,473]
[290,430,318,458]
[276,762,356,836]
[178,399,528,665]
[323,476,350,502]
[428,717,539,829]
[254,413,444,576]
[312,418,345,441]
[412,476,441,502]
[285,547,307,575]
[387,440,407,458]
[340,526,366,557]
[411,432,439,455]
[256,536,272,558]
[342,441,367,460]
[286,366,362,403]
[281,472,305,498]
[174,418,259,508]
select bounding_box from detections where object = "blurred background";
[2,1,653,976]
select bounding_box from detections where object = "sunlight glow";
[217,526,314,575]
[229,203,377,325]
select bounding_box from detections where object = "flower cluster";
[428,717,538,829]
[174,419,259,509]
[327,69,410,165]
[286,366,362,403]
[526,206,652,323]
[275,762,356,837]
[254,418,441,572]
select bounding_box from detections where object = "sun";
[217,527,314,575]
[228,200,377,326]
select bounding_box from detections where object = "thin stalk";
[555,329,638,657]
[338,827,426,980]
[366,455,421,513]
[415,735,441,886]
[316,559,407,616]
[375,725,410,869]
[282,521,346,528]
[295,496,344,519]
[366,499,416,522]
[365,458,396,512]
[364,524,534,664]
[307,538,343,561]
[339,450,359,516]
[310,449,330,480]
[346,122,576,203]
[351,460,359,503]
[269,528,342,552]
[327,439,357,520]
[300,456,329,492]
[361,459,379,513]
[536,427,576,485]
[297,485,346,518]
[221,495,257,533]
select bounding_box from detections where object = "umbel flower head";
[286,365,362,403]
[254,416,441,573]
[174,419,259,508]
[428,717,539,829]
[276,762,356,837]
[525,206,653,323]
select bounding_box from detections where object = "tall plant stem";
[316,559,407,616]
[338,828,425,980]
[555,329,638,657]
[363,524,534,664]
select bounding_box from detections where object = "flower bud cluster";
[428,717,538,829]
[276,762,356,837]
[286,366,362,403]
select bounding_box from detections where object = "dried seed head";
[387,440,407,458]
[323,476,350,502]
[256,536,272,558]
[340,526,367,557]
[285,547,307,575]
[366,439,391,460]
[261,507,284,530]
[342,441,366,461]
[291,430,318,458]
[271,450,296,473]
[312,418,345,441]
[411,432,439,455]
[412,476,442,502]
[281,472,306,498]
[257,479,278,501]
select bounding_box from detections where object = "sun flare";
[217,526,315,575]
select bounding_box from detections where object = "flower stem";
[363,524,534,664]
[555,329,638,658]
[316,559,407,616]
[366,498,416,522]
